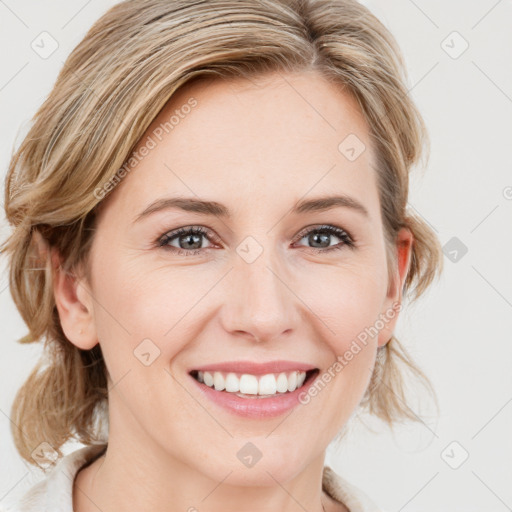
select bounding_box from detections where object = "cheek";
[299,258,388,348]
[89,249,204,369]
[290,265,386,434]
[297,259,387,397]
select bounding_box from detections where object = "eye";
[293,224,355,253]
[157,226,220,256]
[156,223,355,256]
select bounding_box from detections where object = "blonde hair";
[2,0,443,466]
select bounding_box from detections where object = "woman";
[1,0,443,511]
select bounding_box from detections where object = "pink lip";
[188,369,320,419]
[189,360,318,376]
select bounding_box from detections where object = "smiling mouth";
[189,368,319,397]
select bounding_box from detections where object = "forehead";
[99,70,379,222]
[159,70,372,161]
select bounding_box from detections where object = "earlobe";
[51,247,98,350]
[377,228,414,348]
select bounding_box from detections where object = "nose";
[220,248,301,343]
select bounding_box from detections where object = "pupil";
[311,232,329,248]
[182,233,201,249]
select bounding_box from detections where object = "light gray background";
[1,1,511,510]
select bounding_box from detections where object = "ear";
[50,246,98,350]
[377,227,413,348]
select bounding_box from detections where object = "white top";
[1,444,385,512]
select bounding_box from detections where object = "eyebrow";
[133,194,370,223]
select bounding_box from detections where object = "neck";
[73,440,342,512]
[72,399,348,512]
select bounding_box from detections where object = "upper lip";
[189,360,318,376]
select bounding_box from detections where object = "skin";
[53,70,412,512]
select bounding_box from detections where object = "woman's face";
[58,70,411,487]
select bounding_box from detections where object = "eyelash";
[156,224,355,256]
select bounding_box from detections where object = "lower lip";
[188,371,319,419]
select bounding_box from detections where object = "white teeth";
[225,372,239,392]
[259,374,277,395]
[213,372,225,391]
[195,370,311,396]
[276,372,288,393]
[240,374,259,394]
[287,372,297,392]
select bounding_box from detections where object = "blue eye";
[157,224,355,256]
[294,224,355,253]
[157,226,217,256]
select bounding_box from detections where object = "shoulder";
[322,465,388,512]
[0,444,107,512]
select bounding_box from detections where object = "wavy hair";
[2,0,443,466]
